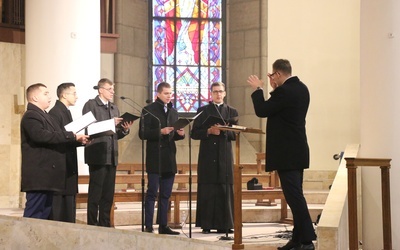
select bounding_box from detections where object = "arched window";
[150,0,225,113]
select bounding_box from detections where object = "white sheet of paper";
[64,111,96,133]
[87,118,116,137]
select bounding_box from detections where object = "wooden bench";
[77,168,288,227]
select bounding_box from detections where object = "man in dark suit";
[247,59,316,250]
[48,82,82,223]
[191,82,238,234]
[139,82,185,235]
[82,78,133,227]
[21,83,88,220]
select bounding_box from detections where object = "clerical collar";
[99,96,108,106]
[213,102,223,107]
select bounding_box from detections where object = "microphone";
[93,86,99,90]
[120,96,142,115]
[212,102,227,126]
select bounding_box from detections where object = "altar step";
[76,199,325,227]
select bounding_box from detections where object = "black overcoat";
[49,100,81,195]
[138,98,184,174]
[191,103,238,184]
[82,96,128,166]
[21,103,76,192]
[251,76,310,171]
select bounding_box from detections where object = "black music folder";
[173,111,203,130]
[120,112,140,124]
[201,115,239,128]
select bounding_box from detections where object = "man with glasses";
[82,78,133,227]
[191,82,238,234]
[247,59,316,250]
[48,82,82,222]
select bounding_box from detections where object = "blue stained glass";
[152,66,175,100]
[153,20,166,65]
[153,0,175,17]
[201,0,222,18]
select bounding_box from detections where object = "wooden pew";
[77,170,288,227]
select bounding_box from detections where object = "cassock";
[191,102,238,230]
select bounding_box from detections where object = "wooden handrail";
[345,157,392,250]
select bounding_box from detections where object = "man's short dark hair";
[210,82,225,91]
[26,83,47,101]
[273,59,292,75]
[56,82,75,98]
[97,78,114,89]
[157,82,171,93]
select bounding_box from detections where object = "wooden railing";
[345,157,392,250]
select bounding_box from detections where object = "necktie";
[164,105,168,113]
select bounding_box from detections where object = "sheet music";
[87,118,116,137]
[64,111,96,133]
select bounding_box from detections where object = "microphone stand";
[120,97,161,232]
[183,119,193,238]
[214,104,234,241]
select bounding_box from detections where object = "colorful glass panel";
[151,0,223,113]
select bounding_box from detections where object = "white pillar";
[360,0,400,248]
[25,0,101,176]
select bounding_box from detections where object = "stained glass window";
[151,0,224,113]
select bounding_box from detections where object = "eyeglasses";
[268,71,278,77]
[212,90,225,94]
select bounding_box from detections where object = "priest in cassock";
[191,82,238,234]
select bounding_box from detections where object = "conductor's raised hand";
[247,75,263,90]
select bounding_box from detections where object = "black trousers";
[50,194,76,223]
[277,169,316,242]
[87,164,116,227]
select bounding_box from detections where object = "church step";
[76,202,324,227]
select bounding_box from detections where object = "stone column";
[25,0,100,181]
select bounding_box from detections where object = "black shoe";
[158,226,180,235]
[145,227,153,233]
[277,240,300,250]
[202,229,211,234]
[216,229,234,234]
[292,243,315,250]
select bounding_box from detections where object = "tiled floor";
[117,222,294,249]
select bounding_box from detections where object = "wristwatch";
[256,86,262,90]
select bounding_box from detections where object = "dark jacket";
[139,98,185,174]
[251,76,310,171]
[82,96,129,166]
[49,100,81,195]
[191,103,238,184]
[21,103,76,192]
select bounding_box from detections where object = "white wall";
[268,0,361,171]
[360,0,400,248]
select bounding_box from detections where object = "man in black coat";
[139,82,185,235]
[21,83,88,220]
[247,59,316,250]
[82,78,133,227]
[48,82,82,223]
[191,82,238,234]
